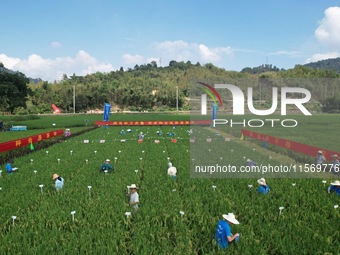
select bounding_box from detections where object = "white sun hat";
[332,154,338,158]
[223,213,240,225]
[129,184,138,189]
[318,150,323,154]
[105,159,111,162]
[257,178,266,185]
[331,180,340,186]
[168,162,172,168]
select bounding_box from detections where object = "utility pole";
[73,85,76,113]
[176,86,178,111]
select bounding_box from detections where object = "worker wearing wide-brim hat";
[99,159,114,173]
[215,213,240,250]
[128,184,139,210]
[327,180,340,196]
[167,162,177,179]
[53,173,64,191]
[331,154,340,167]
[316,150,326,165]
[257,178,270,194]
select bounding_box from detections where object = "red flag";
[171,139,177,143]
[138,139,143,143]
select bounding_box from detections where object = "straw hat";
[168,162,172,168]
[257,178,266,186]
[105,159,111,162]
[332,154,338,158]
[318,150,323,154]
[223,213,240,225]
[129,184,138,189]
[246,159,251,162]
[53,174,59,180]
[331,180,340,186]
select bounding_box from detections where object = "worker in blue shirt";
[99,159,114,173]
[6,160,18,174]
[215,213,240,250]
[53,174,64,191]
[328,180,340,196]
[257,178,270,194]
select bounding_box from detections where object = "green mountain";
[303,57,340,73]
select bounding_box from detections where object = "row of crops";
[0,124,339,254]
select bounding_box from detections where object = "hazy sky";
[1,0,340,81]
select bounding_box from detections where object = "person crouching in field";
[215,213,240,250]
[100,159,114,173]
[53,174,64,191]
[316,150,326,165]
[327,180,340,196]
[257,178,270,194]
[167,162,177,179]
[6,160,18,174]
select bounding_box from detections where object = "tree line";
[1,61,340,114]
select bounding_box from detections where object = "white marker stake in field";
[163,151,165,153]
[212,185,216,191]
[46,151,49,155]
[142,151,145,153]
[118,150,121,154]
[135,170,138,174]
[12,216,17,226]
[114,157,118,163]
[94,151,97,155]
[179,211,185,217]
[70,150,73,156]
[34,170,37,176]
[334,205,338,209]
[248,184,253,190]
[292,183,296,187]
[85,159,88,164]
[279,207,284,216]
[322,180,327,187]
[30,159,33,164]
[172,189,176,192]
[125,212,131,218]
[71,211,76,222]
[39,184,44,194]
[253,148,256,151]
[231,150,233,152]
[0,170,2,177]
[104,170,108,175]
[139,158,143,161]
[243,156,246,160]
[167,157,170,161]
[220,157,223,161]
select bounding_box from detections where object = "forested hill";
[304,57,340,73]
[1,60,340,114]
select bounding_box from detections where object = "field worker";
[215,213,240,250]
[257,178,270,194]
[120,129,126,135]
[331,155,340,167]
[327,180,340,196]
[6,160,18,174]
[129,184,139,210]
[316,150,326,165]
[53,174,64,191]
[127,129,132,133]
[100,159,114,173]
[246,159,257,168]
[138,132,144,140]
[156,130,163,136]
[167,162,177,179]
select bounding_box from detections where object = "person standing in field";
[246,159,257,168]
[327,180,340,196]
[99,159,114,173]
[215,213,240,250]
[167,162,177,179]
[128,184,139,211]
[331,155,340,167]
[316,150,326,165]
[138,132,144,140]
[257,178,270,194]
[53,174,64,191]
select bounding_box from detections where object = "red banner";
[95,120,211,126]
[0,129,64,153]
[241,129,340,161]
